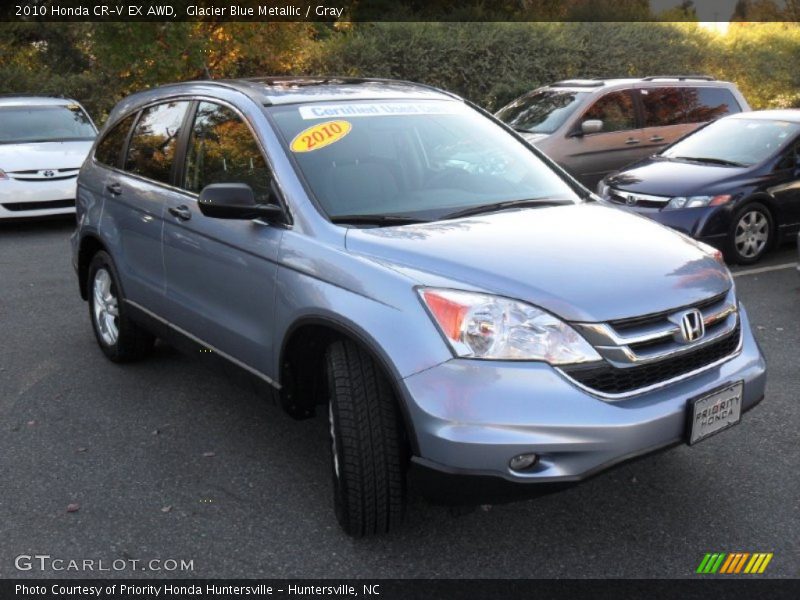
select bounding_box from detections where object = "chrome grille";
[9,168,80,182]
[608,188,669,208]
[561,325,741,396]
[562,289,741,397]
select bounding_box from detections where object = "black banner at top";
[2,0,800,22]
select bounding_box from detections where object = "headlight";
[419,288,601,364]
[665,194,731,210]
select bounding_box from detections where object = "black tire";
[725,202,773,265]
[325,340,407,537]
[87,251,155,362]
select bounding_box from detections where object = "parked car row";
[496,76,800,264]
[5,77,799,266]
[67,77,766,536]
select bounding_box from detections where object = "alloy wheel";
[734,210,769,259]
[92,268,119,346]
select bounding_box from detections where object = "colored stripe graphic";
[734,553,750,573]
[744,554,759,573]
[719,554,736,574]
[696,554,713,574]
[697,552,772,574]
[710,553,726,573]
[758,554,773,573]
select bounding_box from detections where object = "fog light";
[509,453,538,471]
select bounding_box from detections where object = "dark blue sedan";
[598,110,800,263]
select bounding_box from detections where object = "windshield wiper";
[440,198,573,220]
[329,214,426,226]
[670,156,747,167]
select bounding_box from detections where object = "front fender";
[272,263,452,383]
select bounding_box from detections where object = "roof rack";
[213,76,462,105]
[0,93,67,98]
[551,79,605,88]
[640,75,715,81]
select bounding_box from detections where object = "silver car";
[496,76,750,189]
[0,97,97,219]
[71,78,766,536]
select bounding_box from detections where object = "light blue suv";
[71,78,766,536]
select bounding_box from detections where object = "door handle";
[649,136,665,143]
[625,138,641,145]
[168,205,192,221]
[106,182,122,196]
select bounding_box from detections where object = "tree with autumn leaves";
[2,18,800,124]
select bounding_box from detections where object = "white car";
[0,97,97,219]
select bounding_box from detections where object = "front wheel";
[325,340,407,537]
[87,251,155,362]
[726,202,773,265]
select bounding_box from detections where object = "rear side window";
[682,88,739,123]
[95,114,135,167]
[182,102,272,202]
[583,91,636,133]
[641,87,685,127]
[124,101,190,184]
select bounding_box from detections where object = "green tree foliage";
[0,22,314,122]
[303,22,711,110]
[0,21,799,122]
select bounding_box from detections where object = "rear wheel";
[87,251,154,362]
[726,202,772,264]
[325,340,407,537]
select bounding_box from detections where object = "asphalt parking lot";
[1,217,798,579]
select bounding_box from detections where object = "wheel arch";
[77,234,109,300]
[278,315,420,455]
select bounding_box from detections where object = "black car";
[598,110,800,264]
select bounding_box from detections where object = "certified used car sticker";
[298,102,463,120]
[290,120,352,153]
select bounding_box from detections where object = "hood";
[0,140,94,172]
[346,204,731,323]
[606,157,748,197]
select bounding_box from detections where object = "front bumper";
[0,176,78,219]
[400,305,766,503]
[622,204,732,247]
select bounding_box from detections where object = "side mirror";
[198,183,285,222]
[580,119,604,135]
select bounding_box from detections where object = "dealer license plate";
[687,381,743,445]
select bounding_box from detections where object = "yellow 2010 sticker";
[290,120,352,153]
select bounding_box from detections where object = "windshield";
[0,104,96,144]
[270,100,580,223]
[662,117,800,167]
[495,90,589,134]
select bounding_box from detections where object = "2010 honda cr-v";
[71,77,766,537]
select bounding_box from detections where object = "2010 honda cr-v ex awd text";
[71,78,766,537]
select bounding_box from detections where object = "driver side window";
[583,91,636,133]
[183,102,272,203]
